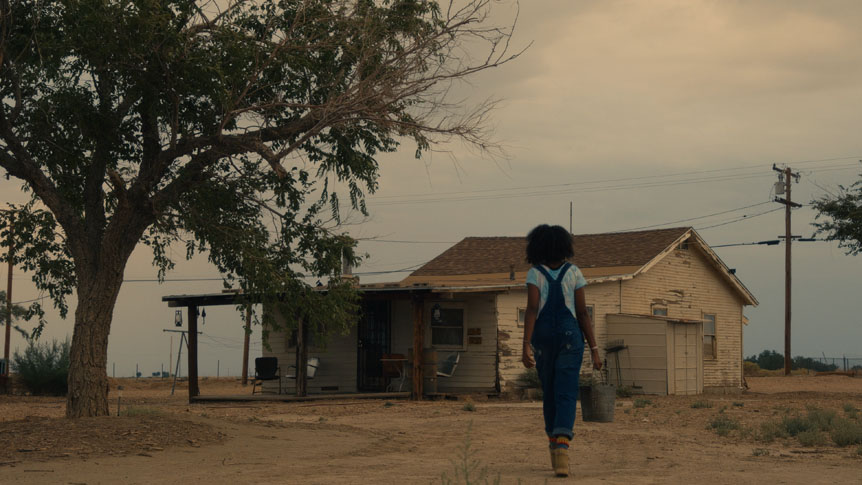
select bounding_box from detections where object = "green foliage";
[691,400,712,409]
[708,415,740,437]
[843,403,859,419]
[633,398,652,409]
[812,169,862,255]
[616,386,634,398]
[517,368,541,389]
[732,402,745,408]
[439,422,502,485]
[751,448,769,457]
[462,402,476,412]
[831,419,862,447]
[755,420,787,443]
[12,338,70,395]
[0,1,519,414]
[797,430,829,447]
[744,350,838,372]
[0,290,38,339]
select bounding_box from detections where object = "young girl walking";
[522,224,602,477]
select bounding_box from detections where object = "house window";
[431,304,464,347]
[703,314,716,359]
[517,308,526,328]
[652,306,668,316]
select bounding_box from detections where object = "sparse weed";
[718,405,728,414]
[462,402,477,412]
[439,422,502,485]
[732,402,745,408]
[752,448,769,457]
[691,400,712,409]
[843,403,859,419]
[633,398,652,409]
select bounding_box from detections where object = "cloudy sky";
[2,0,862,377]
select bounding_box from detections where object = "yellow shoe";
[553,436,570,477]
[548,437,557,469]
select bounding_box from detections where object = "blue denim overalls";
[530,263,585,439]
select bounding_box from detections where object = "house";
[263,227,757,396]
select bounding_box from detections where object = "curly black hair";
[526,224,574,266]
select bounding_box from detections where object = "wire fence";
[807,356,862,372]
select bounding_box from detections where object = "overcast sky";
[2,0,862,377]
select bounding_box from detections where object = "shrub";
[732,402,745,408]
[743,361,761,376]
[843,403,859,419]
[462,402,476,412]
[616,386,634,398]
[782,415,816,437]
[12,338,70,396]
[518,368,541,389]
[755,420,787,443]
[752,448,769,457]
[797,430,828,447]
[708,415,740,437]
[831,420,862,447]
[633,398,652,409]
[691,400,712,409]
[805,406,837,431]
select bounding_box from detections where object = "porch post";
[187,304,200,401]
[411,293,424,400]
[296,319,308,397]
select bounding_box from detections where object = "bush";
[831,420,862,447]
[691,400,712,409]
[708,415,740,437]
[12,338,70,396]
[518,368,541,389]
[797,430,829,447]
[756,420,787,443]
[616,386,634,398]
[743,361,761,376]
[782,415,816,436]
[633,398,652,409]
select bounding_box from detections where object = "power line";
[695,207,784,230]
[367,158,861,207]
[618,201,772,232]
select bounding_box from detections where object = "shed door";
[670,323,701,395]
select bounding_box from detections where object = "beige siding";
[425,294,498,392]
[497,280,620,391]
[262,308,358,394]
[621,247,745,388]
[607,314,669,395]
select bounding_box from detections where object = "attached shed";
[606,314,703,395]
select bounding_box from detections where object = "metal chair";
[437,352,460,378]
[285,356,320,381]
[252,357,281,395]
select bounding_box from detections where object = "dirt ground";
[1,376,861,484]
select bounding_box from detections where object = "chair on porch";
[252,357,281,395]
[382,353,408,392]
[285,356,321,382]
[436,352,460,378]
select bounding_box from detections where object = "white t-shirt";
[525,264,587,317]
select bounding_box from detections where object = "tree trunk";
[66,269,125,418]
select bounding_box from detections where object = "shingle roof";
[409,227,691,277]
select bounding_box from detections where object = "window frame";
[703,313,717,360]
[428,302,467,350]
[651,305,668,317]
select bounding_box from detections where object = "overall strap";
[553,263,571,283]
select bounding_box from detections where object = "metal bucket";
[580,383,616,422]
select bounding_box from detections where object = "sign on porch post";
[412,293,424,400]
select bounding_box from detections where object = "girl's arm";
[522,284,540,368]
[575,287,602,370]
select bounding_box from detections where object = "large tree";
[0,0,519,417]
[812,168,862,255]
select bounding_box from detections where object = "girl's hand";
[522,344,535,369]
[591,348,602,370]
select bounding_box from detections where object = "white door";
[671,323,701,395]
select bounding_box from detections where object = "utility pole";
[241,307,251,386]
[773,165,801,376]
[4,212,13,387]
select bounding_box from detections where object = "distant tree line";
[745,350,838,372]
